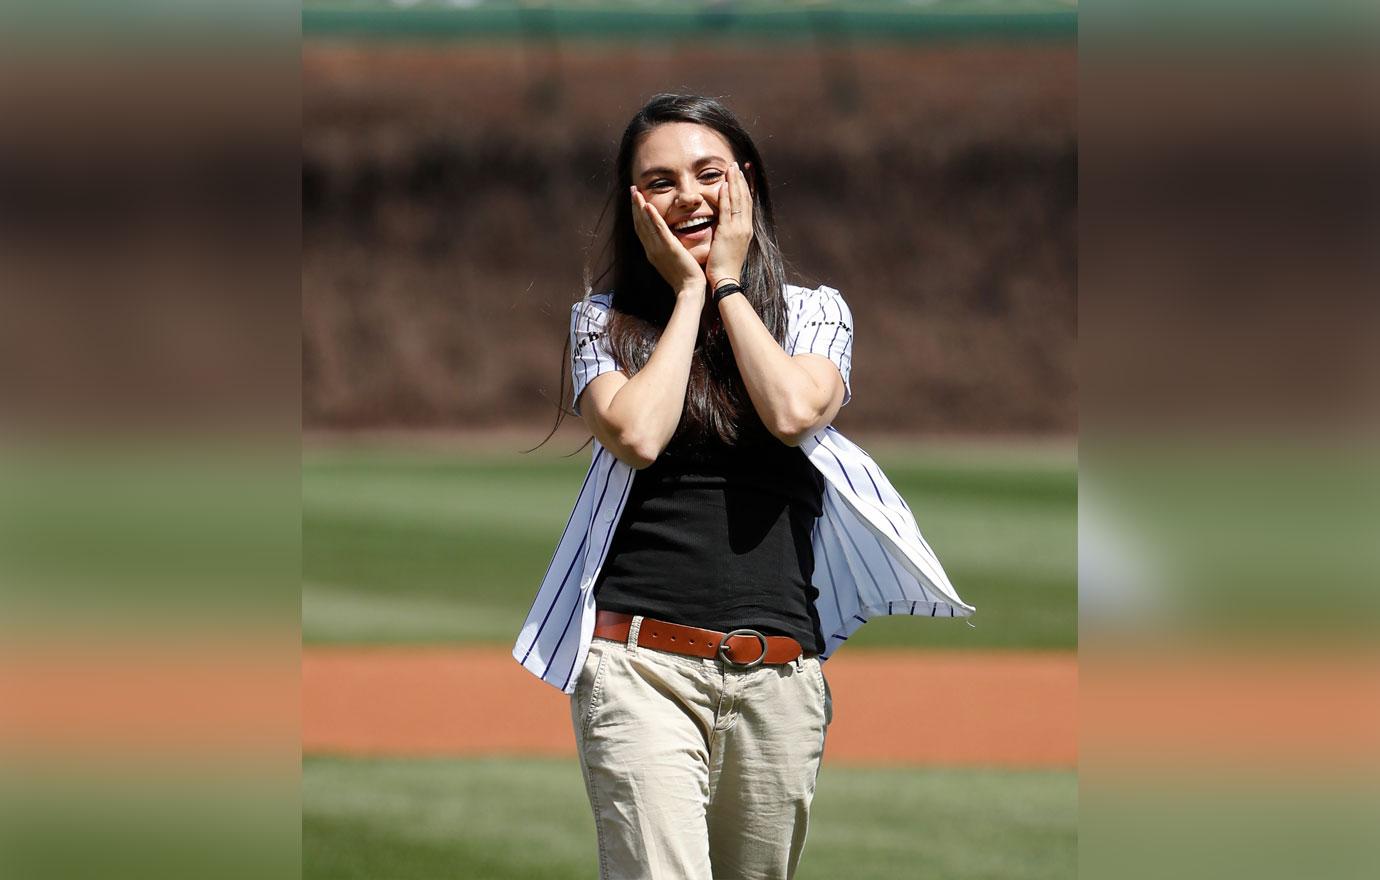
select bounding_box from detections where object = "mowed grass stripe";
[303,444,1075,649]
[303,756,1076,880]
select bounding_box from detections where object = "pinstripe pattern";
[515,284,974,693]
[570,292,617,416]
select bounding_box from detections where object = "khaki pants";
[570,622,833,880]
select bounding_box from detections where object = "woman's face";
[630,122,738,267]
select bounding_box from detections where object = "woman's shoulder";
[571,291,615,324]
[783,282,845,305]
[579,290,615,311]
[783,284,848,330]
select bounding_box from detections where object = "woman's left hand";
[705,161,754,293]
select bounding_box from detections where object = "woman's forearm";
[603,288,704,461]
[716,294,831,445]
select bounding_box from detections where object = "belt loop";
[794,655,804,671]
[626,615,643,652]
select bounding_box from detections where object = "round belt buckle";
[718,629,768,669]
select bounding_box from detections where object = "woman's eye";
[649,181,672,191]
[701,171,723,182]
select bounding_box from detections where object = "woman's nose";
[675,187,704,208]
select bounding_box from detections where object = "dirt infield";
[303,647,1076,767]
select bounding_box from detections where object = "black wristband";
[713,282,744,304]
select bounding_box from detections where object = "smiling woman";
[633,123,731,261]
[519,93,973,880]
[575,95,797,459]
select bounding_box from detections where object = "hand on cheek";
[630,185,707,293]
[705,161,754,291]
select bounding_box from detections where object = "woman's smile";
[672,213,716,243]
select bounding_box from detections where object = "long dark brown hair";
[532,94,790,457]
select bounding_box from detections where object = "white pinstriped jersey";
[514,284,975,693]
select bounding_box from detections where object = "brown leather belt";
[593,610,804,668]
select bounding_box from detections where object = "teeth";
[673,216,712,231]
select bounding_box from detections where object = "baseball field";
[302,437,1077,879]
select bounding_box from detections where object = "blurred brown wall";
[302,40,1075,433]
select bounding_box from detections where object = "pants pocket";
[576,644,612,741]
[811,658,833,727]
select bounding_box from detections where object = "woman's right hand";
[631,186,706,295]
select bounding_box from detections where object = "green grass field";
[304,756,1076,880]
[303,441,1076,651]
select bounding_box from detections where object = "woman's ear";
[744,161,755,194]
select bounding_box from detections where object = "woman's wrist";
[709,264,743,288]
[712,279,744,305]
[676,283,707,303]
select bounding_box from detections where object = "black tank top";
[593,425,827,654]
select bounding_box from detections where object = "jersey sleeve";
[570,295,620,416]
[787,285,854,406]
